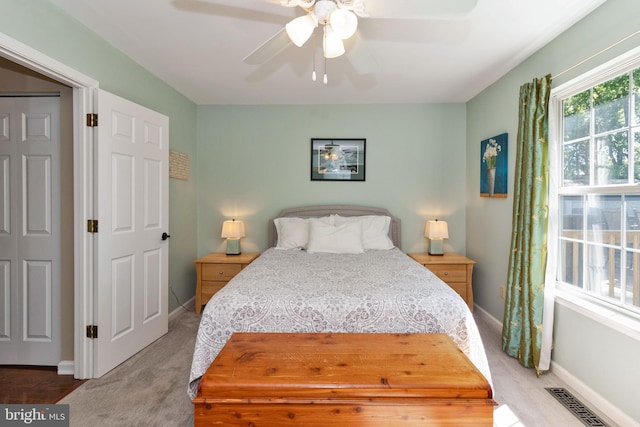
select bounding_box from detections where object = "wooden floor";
[474,309,619,427]
[0,365,86,404]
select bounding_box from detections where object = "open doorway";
[0,32,170,381]
[0,32,98,379]
[0,58,74,369]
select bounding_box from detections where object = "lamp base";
[428,238,444,256]
[226,238,241,255]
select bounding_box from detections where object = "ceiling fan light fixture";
[312,0,337,23]
[329,9,358,39]
[285,13,318,47]
[323,25,345,58]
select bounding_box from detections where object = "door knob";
[161,232,171,241]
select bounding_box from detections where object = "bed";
[188,205,492,400]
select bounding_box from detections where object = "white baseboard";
[551,362,640,427]
[473,303,503,330]
[474,303,638,426]
[57,360,74,375]
[169,296,195,323]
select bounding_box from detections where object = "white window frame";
[549,45,640,341]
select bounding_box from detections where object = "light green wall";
[466,0,640,421]
[196,104,467,255]
[553,304,639,417]
[1,0,199,312]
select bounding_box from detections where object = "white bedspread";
[188,248,492,399]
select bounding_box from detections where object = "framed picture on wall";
[480,133,508,198]
[311,138,366,181]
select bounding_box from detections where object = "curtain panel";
[502,74,553,375]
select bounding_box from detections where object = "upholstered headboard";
[268,205,401,248]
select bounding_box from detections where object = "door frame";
[0,31,97,378]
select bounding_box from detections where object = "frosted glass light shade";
[329,9,358,39]
[286,14,318,47]
[323,26,345,58]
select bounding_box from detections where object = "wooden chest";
[193,333,495,426]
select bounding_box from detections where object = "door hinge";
[86,325,98,339]
[86,113,98,127]
[87,219,98,233]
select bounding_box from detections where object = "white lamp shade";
[425,220,449,239]
[329,9,358,39]
[286,13,318,47]
[323,26,345,58]
[221,220,245,239]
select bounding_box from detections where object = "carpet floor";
[59,308,199,426]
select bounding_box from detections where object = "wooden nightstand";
[194,252,259,314]
[408,253,476,312]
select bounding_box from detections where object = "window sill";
[555,287,640,342]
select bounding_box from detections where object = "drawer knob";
[219,271,224,275]
[444,272,448,276]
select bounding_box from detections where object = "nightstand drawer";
[408,253,475,312]
[427,264,467,283]
[446,281,467,299]
[202,263,242,281]
[194,253,260,314]
[201,281,227,301]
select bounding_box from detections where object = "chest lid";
[198,332,492,401]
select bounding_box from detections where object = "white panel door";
[94,90,168,376]
[0,96,61,365]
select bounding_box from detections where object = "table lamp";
[425,219,448,256]
[221,219,245,255]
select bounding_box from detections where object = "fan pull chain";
[323,59,328,84]
[323,26,328,84]
[311,31,317,81]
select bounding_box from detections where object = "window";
[550,48,640,323]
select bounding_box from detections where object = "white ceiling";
[48,0,606,105]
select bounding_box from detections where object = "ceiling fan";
[243,0,478,83]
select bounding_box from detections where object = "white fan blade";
[243,27,292,65]
[345,32,376,75]
[363,0,478,19]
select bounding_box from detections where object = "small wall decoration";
[311,138,366,181]
[480,133,508,198]
[169,149,190,181]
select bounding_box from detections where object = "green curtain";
[502,74,552,375]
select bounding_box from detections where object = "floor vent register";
[545,387,609,427]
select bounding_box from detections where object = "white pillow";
[274,217,309,250]
[333,215,394,250]
[274,216,333,250]
[307,219,364,254]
